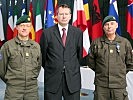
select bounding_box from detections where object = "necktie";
[62,28,66,46]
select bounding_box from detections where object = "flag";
[91,0,103,40]
[13,0,18,37]
[6,1,13,40]
[54,0,58,24]
[85,0,92,38]
[108,0,121,35]
[72,0,90,57]
[35,1,43,43]
[21,0,26,16]
[45,0,54,28]
[127,0,133,39]
[0,6,5,41]
[28,0,35,40]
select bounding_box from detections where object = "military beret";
[102,15,117,26]
[16,15,31,25]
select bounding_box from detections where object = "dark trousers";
[94,85,128,100]
[44,72,80,100]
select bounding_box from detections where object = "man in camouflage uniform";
[0,15,42,100]
[87,16,133,100]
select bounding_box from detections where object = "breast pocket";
[9,49,22,70]
[97,46,106,59]
[31,49,39,68]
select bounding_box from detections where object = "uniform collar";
[101,33,122,44]
[14,36,34,46]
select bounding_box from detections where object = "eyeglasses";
[19,24,31,28]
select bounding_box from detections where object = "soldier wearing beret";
[86,15,133,100]
[0,15,42,100]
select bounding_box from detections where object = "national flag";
[28,0,35,40]
[72,0,90,57]
[108,0,121,35]
[127,0,133,39]
[13,0,18,37]
[54,0,58,24]
[85,0,92,38]
[6,1,14,40]
[35,1,43,43]
[0,6,5,41]
[45,0,54,28]
[21,0,26,16]
[91,0,103,41]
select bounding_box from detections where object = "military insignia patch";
[88,48,91,54]
[110,49,113,53]
[0,52,3,60]
[26,52,29,57]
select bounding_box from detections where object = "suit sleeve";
[77,29,84,65]
[37,45,42,69]
[40,30,48,68]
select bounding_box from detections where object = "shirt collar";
[58,24,68,36]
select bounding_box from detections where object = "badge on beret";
[27,18,30,21]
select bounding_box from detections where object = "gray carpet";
[0,79,94,100]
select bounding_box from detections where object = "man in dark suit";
[40,4,83,100]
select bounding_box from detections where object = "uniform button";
[62,66,65,73]
[63,66,66,69]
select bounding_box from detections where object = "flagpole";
[23,0,25,4]
[0,1,5,41]
[15,0,17,5]
[9,0,11,6]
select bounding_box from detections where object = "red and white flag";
[13,0,18,37]
[72,0,90,57]
[6,1,13,40]
[127,0,133,39]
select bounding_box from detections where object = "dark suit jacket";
[40,24,83,93]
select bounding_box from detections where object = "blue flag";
[108,0,121,35]
[45,0,54,28]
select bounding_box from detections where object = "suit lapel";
[53,25,73,47]
[53,25,64,46]
[65,25,73,47]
